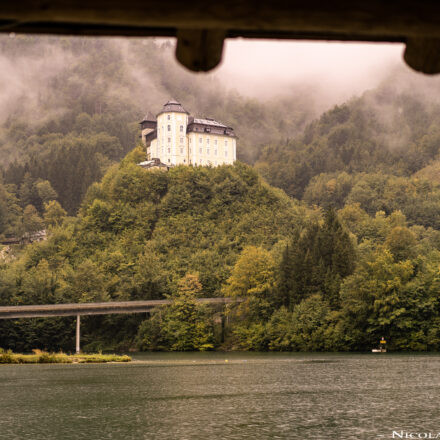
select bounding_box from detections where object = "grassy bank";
[0,349,131,364]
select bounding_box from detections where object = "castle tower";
[140,112,157,160]
[156,99,189,166]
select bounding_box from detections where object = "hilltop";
[0,35,312,216]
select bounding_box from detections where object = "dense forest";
[3,36,440,352]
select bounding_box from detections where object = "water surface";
[1,352,439,439]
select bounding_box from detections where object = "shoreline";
[0,349,131,364]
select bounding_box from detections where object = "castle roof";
[187,116,236,137]
[193,117,228,128]
[157,99,189,116]
[140,111,156,123]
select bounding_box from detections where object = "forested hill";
[0,35,312,217]
[256,70,440,208]
[3,36,440,227]
[0,155,310,351]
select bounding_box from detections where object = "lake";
[1,352,439,439]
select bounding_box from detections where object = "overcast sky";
[211,39,407,102]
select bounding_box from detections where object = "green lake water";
[1,352,440,439]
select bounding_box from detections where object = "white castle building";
[139,100,237,168]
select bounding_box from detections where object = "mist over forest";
[3,35,440,352]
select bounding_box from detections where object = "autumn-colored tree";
[385,226,416,261]
[137,274,214,351]
[43,200,67,228]
[223,246,276,321]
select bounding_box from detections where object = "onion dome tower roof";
[157,99,189,116]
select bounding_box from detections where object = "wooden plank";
[3,1,440,73]
[1,0,440,39]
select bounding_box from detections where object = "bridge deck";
[0,298,236,319]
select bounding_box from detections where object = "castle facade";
[140,100,237,167]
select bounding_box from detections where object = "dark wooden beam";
[2,0,440,72]
[404,38,440,74]
[1,0,440,38]
[176,29,226,72]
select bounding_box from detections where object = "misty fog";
[0,35,428,126]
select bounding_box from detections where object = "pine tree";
[277,208,356,309]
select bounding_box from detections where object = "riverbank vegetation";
[0,348,131,363]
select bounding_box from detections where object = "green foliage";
[23,205,44,234]
[0,348,131,363]
[1,161,306,351]
[223,246,276,321]
[278,208,355,309]
[44,200,67,228]
[136,274,214,351]
[0,180,21,237]
[385,226,416,261]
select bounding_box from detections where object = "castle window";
[214,139,217,146]
[225,151,228,157]
[180,137,184,144]
[167,125,171,131]
[180,147,183,154]
[225,140,228,146]
[167,115,170,120]
[199,147,202,154]
[207,138,210,144]
[180,125,183,132]
[168,147,171,153]
[199,137,202,143]
[168,158,170,163]
[215,150,217,156]
[207,149,210,155]
[184,159,186,163]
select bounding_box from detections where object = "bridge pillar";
[76,315,80,354]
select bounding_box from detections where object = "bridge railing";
[0,298,241,353]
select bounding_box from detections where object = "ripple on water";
[1,353,440,439]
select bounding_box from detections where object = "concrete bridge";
[0,298,238,353]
